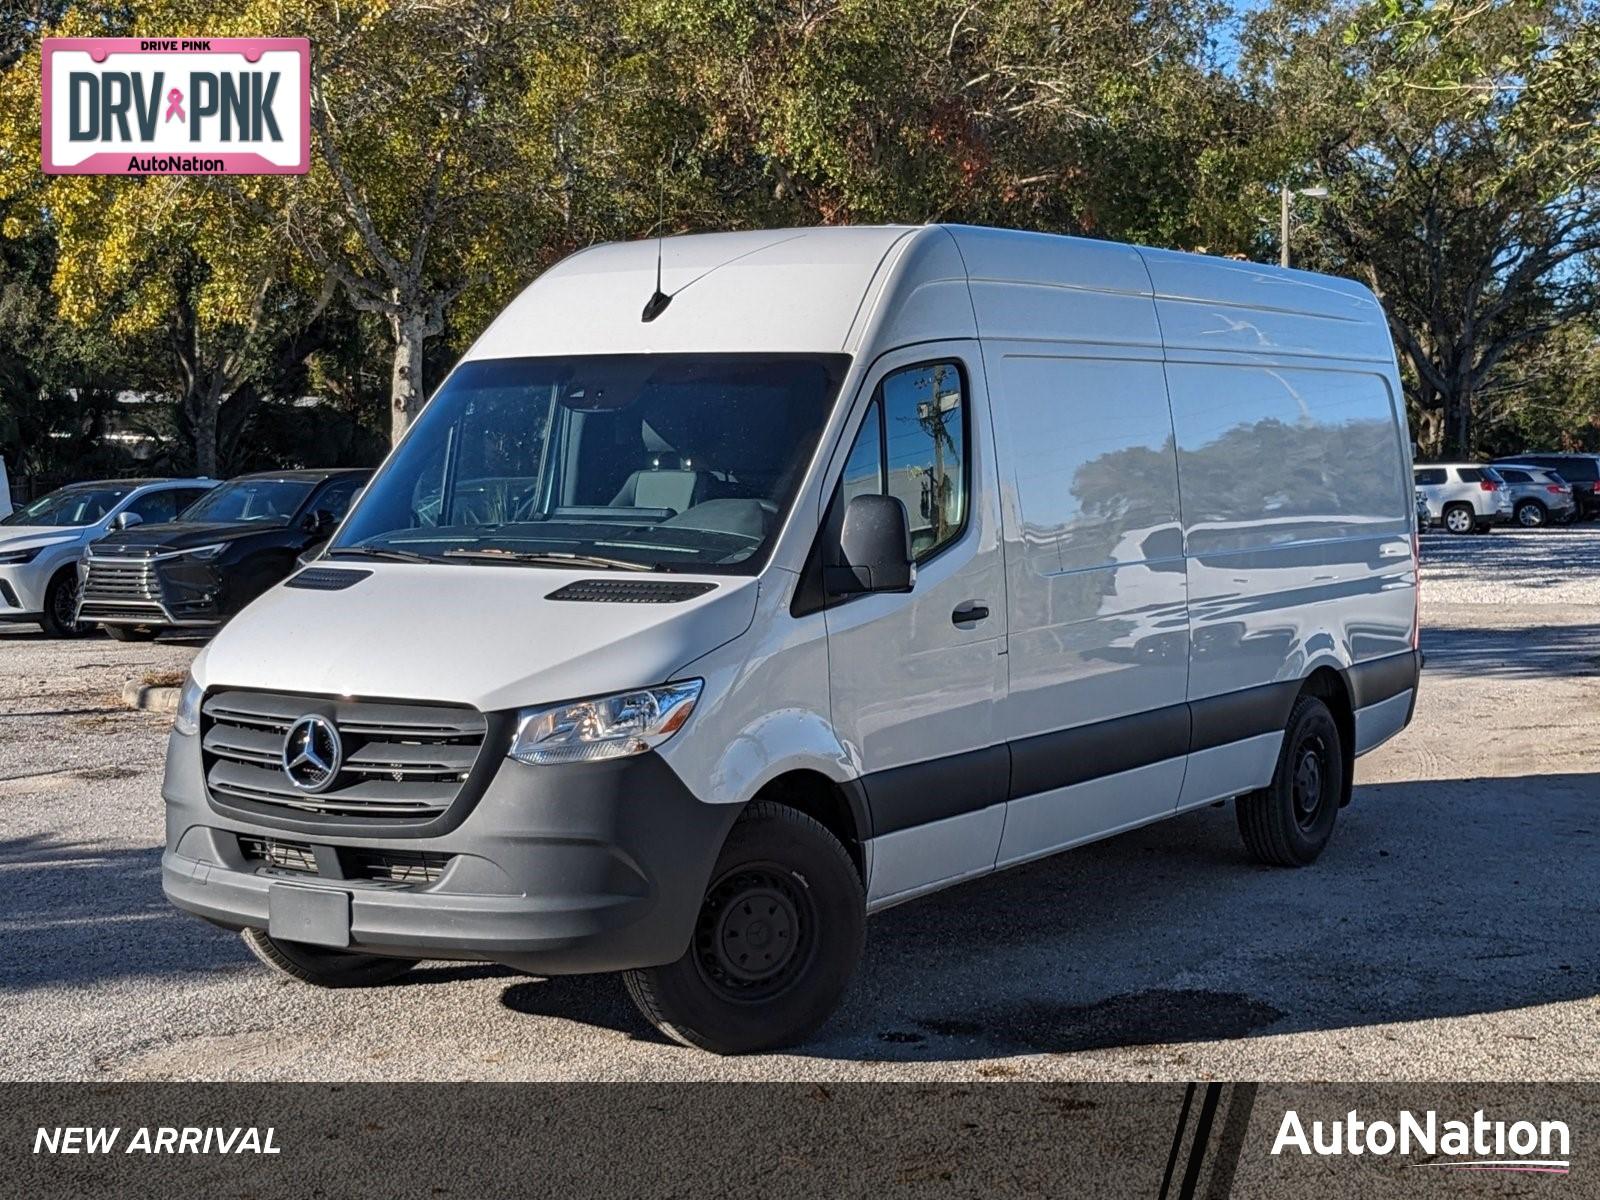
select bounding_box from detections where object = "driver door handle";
[951,603,990,626]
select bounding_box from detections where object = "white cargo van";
[161,226,1421,1053]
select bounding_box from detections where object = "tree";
[1244,0,1600,457]
[631,0,1255,246]
[294,0,578,443]
[0,3,346,476]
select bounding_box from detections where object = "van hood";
[197,563,761,712]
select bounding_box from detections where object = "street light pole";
[1279,183,1329,269]
[1280,183,1292,269]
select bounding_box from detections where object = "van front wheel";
[622,801,865,1054]
[1236,694,1344,867]
[241,927,418,988]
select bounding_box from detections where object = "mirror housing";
[824,494,915,596]
[113,511,143,531]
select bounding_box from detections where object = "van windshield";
[333,354,851,574]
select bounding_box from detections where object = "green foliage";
[0,0,1597,475]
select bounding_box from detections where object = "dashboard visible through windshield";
[333,354,851,574]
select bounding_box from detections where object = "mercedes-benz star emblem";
[282,714,343,793]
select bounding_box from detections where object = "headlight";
[509,680,702,765]
[0,547,42,565]
[173,674,203,737]
[178,544,225,561]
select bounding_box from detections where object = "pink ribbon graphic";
[164,87,185,122]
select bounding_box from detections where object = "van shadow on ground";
[499,773,1600,1061]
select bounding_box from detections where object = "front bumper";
[0,561,50,618]
[161,730,741,974]
[78,555,224,627]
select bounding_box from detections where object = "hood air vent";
[285,568,373,591]
[546,579,716,604]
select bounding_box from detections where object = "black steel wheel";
[1237,694,1345,867]
[623,802,864,1054]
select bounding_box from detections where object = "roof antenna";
[641,155,672,322]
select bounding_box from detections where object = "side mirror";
[824,494,915,596]
[113,511,143,531]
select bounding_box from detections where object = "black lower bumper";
[162,736,742,975]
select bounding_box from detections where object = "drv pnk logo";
[42,38,308,175]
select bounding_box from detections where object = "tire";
[1515,500,1548,528]
[104,624,159,642]
[39,570,87,638]
[622,802,865,1054]
[1236,694,1345,867]
[241,927,419,988]
[1442,503,1475,534]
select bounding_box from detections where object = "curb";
[122,681,181,713]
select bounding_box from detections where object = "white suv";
[1413,463,1514,534]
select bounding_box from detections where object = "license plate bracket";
[267,883,352,948]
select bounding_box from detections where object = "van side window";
[1413,468,1447,485]
[875,362,968,561]
[839,399,884,510]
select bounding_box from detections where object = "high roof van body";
[161,225,1421,1052]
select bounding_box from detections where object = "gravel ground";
[1,528,1597,1082]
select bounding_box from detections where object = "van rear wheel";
[1236,694,1344,867]
[622,801,864,1055]
[241,927,419,988]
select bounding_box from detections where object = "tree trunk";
[1447,386,1474,459]
[389,310,429,445]
[192,385,219,478]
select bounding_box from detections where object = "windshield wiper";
[441,547,651,572]
[327,546,439,564]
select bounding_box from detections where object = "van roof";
[468,224,1389,364]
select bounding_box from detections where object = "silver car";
[0,477,215,637]
[1490,464,1576,528]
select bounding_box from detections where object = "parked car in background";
[0,478,215,637]
[1490,465,1576,528]
[1413,463,1514,533]
[1493,454,1600,521]
[77,469,370,640]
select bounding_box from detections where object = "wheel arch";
[747,769,870,883]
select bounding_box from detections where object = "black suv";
[1493,454,1600,521]
[78,469,370,639]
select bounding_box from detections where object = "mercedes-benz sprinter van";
[161,225,1421,1054]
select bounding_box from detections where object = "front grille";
[236,835,450,884]
[345,848,450,884]
[238,835,317,873]
[80,558,164,617]
[201,690,488,821]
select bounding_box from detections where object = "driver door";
[821,346,1009,906]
